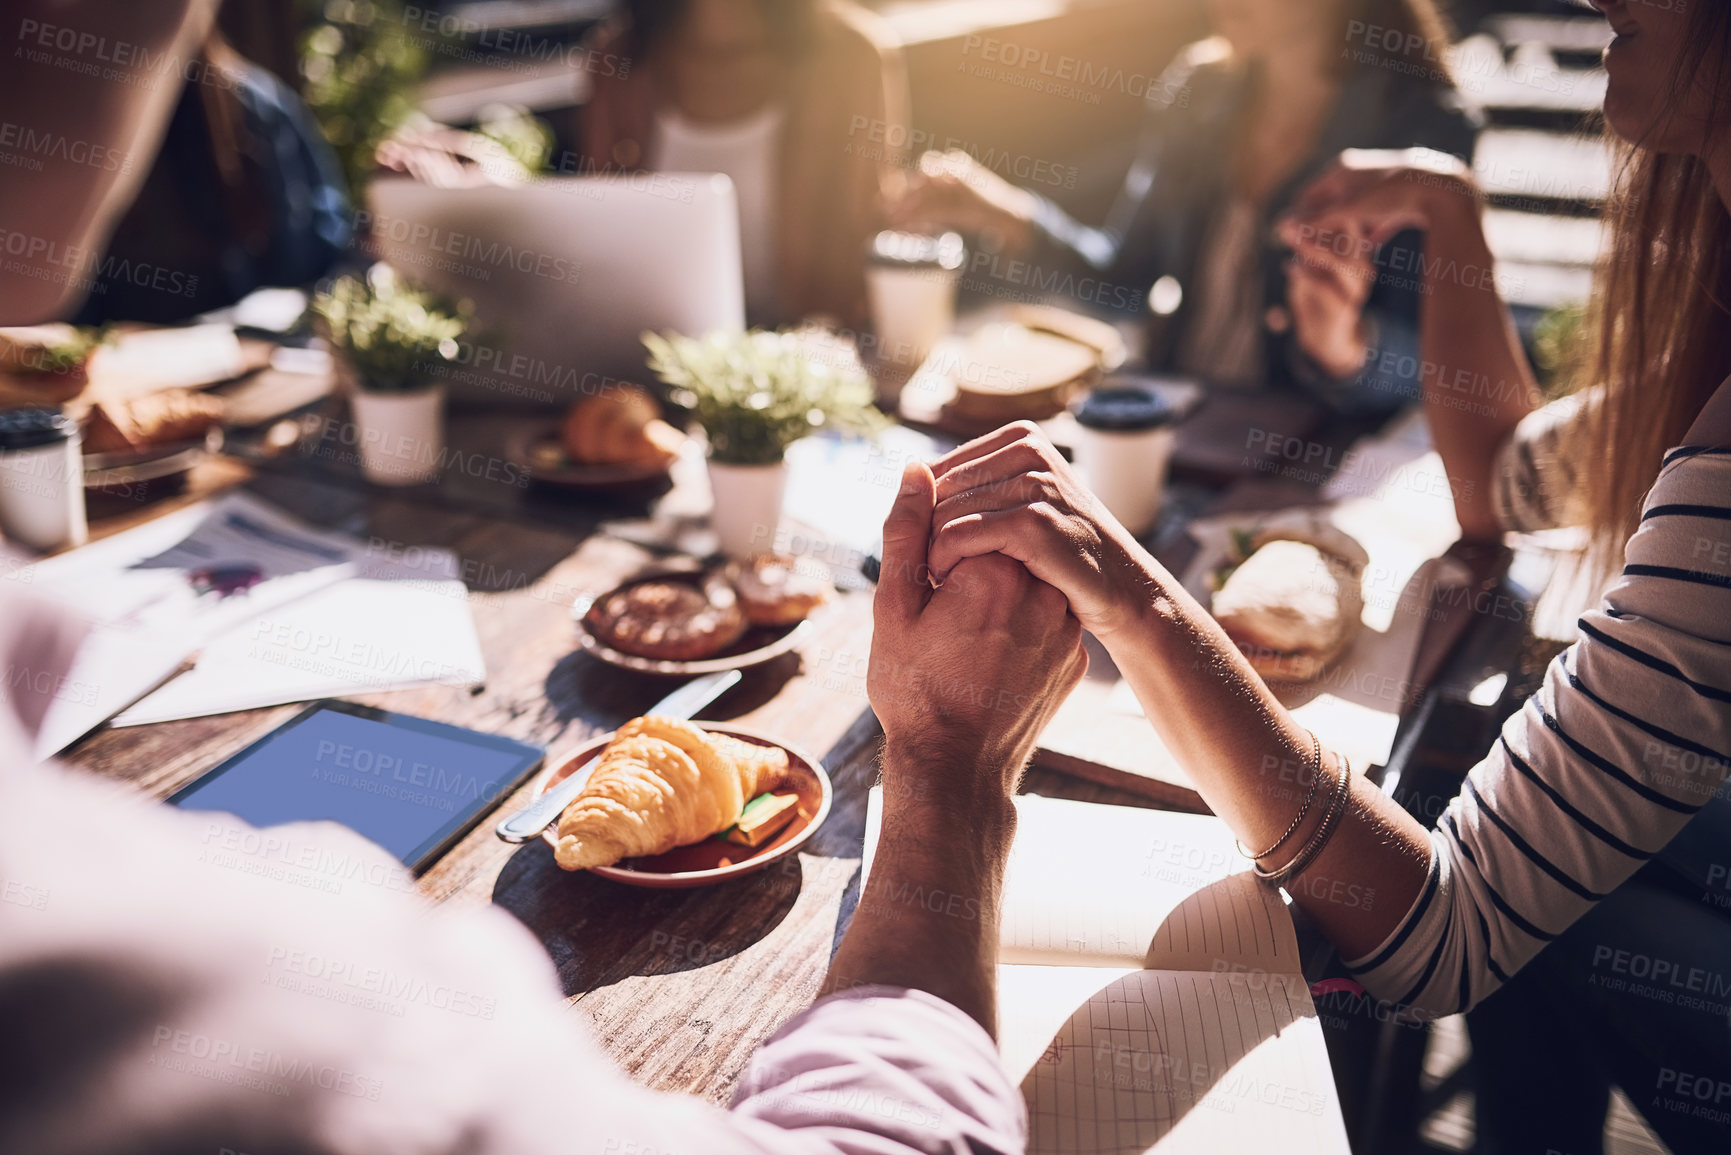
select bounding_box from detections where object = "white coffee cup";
[1072,387,1179,539]
[866,231,965,381]
[0,407,88,552]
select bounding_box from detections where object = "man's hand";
[923,423,1166,641]
[831,461,1084,1031]
[869,461,1087,805]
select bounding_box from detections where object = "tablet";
[168,700,544,874]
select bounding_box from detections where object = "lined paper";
[996,796,1298,974]
[859,790,1346,1154]
[1021,970,1348,1155]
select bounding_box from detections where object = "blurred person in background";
[916,0,1731,1150]
[576,0,909,327]
[72,25,351,325]
[889,0,1479,417]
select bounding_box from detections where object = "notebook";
[862,790,1349,1155]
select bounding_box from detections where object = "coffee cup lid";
[870,230,965,271]
[1075,387,1176,432]
[0,406,76,451]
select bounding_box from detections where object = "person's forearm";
[1097,557,1431,957]
[824,748,1016,1035]
[1416,191,1537,539]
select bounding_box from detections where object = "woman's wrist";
[1418,175,1489,251]
[1088,531,1180,643]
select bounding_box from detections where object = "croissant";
[561,385,684,467]
[553,716,788,870]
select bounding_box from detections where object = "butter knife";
[494,669,742,843]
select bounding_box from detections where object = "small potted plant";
[313,264,467,486]
[645,328,882,557]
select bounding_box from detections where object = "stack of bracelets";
[1236,729,1352,888]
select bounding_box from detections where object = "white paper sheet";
[26,494,358,756]
[113,546,484,725]
[25,492,485,748]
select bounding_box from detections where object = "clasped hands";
[868,422,1163,808]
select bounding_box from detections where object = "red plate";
[535,723,832,888]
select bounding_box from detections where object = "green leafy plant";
[300,0,428,195]
[644,329,884,466]
[312,264,468,392]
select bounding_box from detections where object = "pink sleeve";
[729,987,1027,1155]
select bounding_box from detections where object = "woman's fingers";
[931,421,1041,480]
[930,470,1055,531]
[1286,160,1385,220]
[1287,245,1371,306]
[933,433,1053,503]
[928,504,1076,589]
[928,508,1031,583]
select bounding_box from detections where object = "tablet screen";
[169,701,544,872]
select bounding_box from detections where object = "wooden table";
[57,375,1510,1121]
[57,412,1166,1105]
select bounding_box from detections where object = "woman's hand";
[1282,147,1531,542]
[1278,146,1480,254]
[885,150,1040,252]
[925,423,1164,640]
[1277,149,1480,384]
[1285,239,1375,380]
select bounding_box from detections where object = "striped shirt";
[1347,443,1731,1015]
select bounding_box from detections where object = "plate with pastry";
[573,554,828,674]
[507,384,687,489]
[537,716,832,887]
[1192,510,1371,685]
[80,390,227,490]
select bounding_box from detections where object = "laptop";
[366,173,745,406]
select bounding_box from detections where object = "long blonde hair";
[1572,5,1731,571]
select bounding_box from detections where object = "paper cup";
[0,408,87,552]
[1072,387,1179,539]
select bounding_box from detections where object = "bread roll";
[1211,538,1363,683]
[562,385,684,467]
[0,324,94,406]
[80,390,225,454]
[726,554,828,626]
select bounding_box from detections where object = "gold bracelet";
[1235,730,1323,861]
[1252,751,1351,887]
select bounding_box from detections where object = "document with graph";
[863,791,1350,1155]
